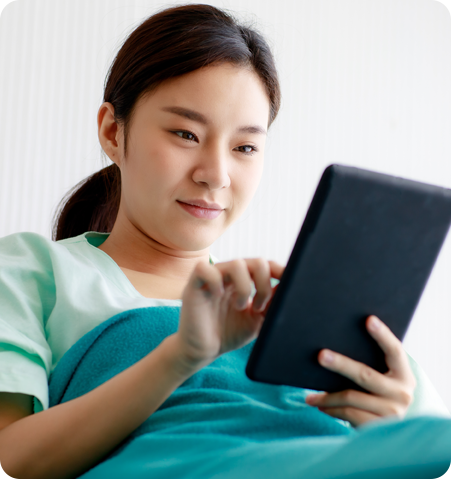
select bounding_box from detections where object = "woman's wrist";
[162,333,211,379]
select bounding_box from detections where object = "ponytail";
[52,164,121,241]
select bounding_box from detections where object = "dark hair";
[51,3,281,241]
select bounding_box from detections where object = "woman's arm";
[0,333,201,479]
[0,255,285,479]
[0,393,34,431]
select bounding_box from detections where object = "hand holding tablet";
[305,314,417,427]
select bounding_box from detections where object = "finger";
[259,260,284,313]
[365,316,415,384]
[240,259,273,313]
[316,348,399,398]
[317,405,382,428]
[215,260,254,310]
[262,283,279,315]
[306,389,407,419]
[189,261,225,299]
[267,260,286,281]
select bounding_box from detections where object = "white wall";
[1,0,451,421]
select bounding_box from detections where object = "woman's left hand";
[305,315,417,428]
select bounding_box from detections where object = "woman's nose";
[192,147,231,189]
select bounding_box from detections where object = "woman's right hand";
[175,258,285,369]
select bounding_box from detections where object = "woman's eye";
[236,145,257,155]
[175,131,197,142]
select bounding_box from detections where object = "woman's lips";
[177,201,223,219]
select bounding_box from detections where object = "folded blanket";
[48,306,451,479]
[49,306,353,439]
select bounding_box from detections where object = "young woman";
[0,4,440,478]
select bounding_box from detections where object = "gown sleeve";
[404,351,450,419]
[0,232,56,413]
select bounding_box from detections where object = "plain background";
[0,0,451,439]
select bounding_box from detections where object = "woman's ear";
[97,102,123,168]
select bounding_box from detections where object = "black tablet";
[245,164,451,393]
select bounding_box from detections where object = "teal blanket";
[48,306,451,478]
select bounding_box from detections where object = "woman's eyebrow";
[239,125,267,135]
[161,106,208,124]
[160,106,267,135]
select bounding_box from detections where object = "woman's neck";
[97,223,211,285]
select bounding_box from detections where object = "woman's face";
[99,63,270,255]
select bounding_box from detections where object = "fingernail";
[237,298,248,310]
[306,395,319,404]
[253,298,264,312]
[322,350,334,364]
[369,316,381,331]
[195,278,206,289]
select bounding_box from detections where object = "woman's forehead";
[137,65,270,125]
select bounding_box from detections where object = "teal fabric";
[48,306,451,479]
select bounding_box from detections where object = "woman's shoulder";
[0,231,94,272]
[0,230,98,254]
[0,231,55,258]
[0,233,60,291]
[0,230,52,244]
